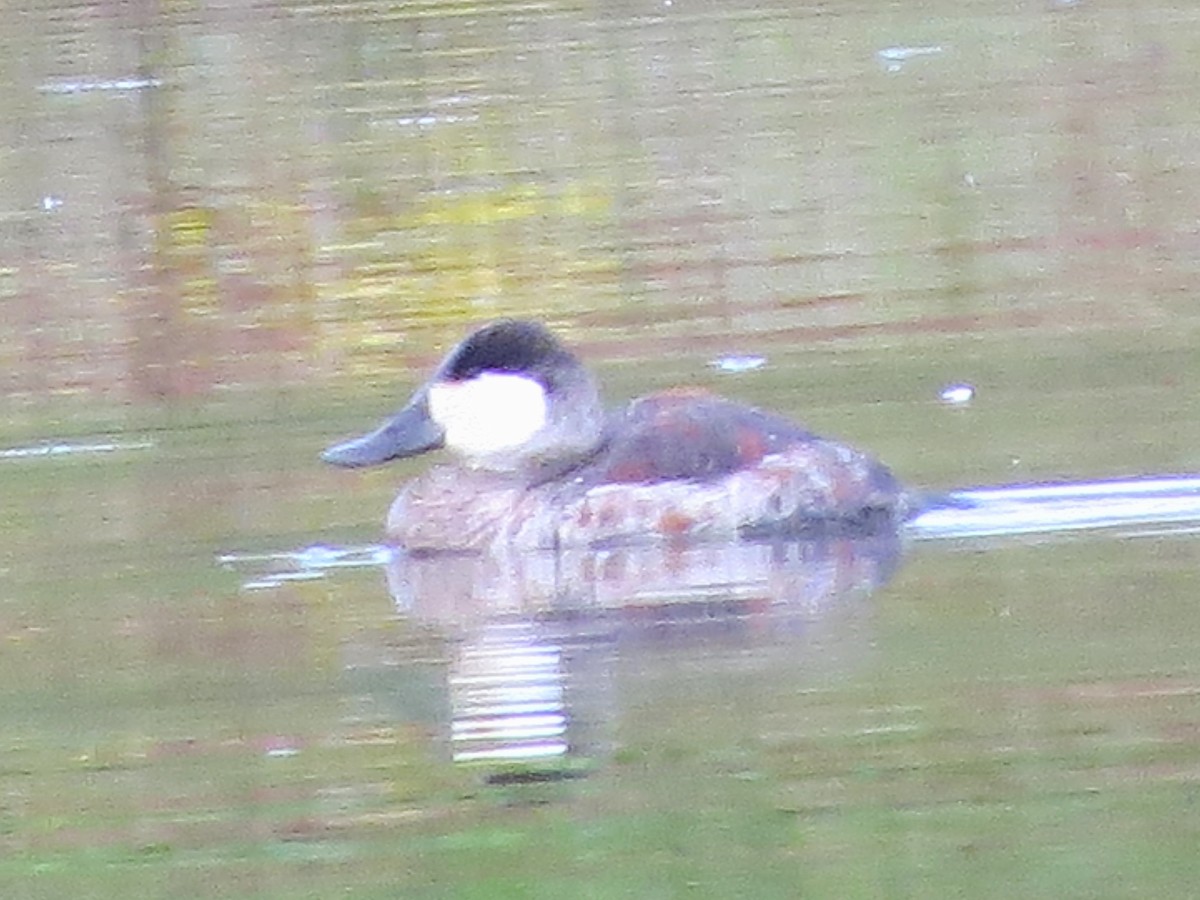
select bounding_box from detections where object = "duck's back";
[587,390,819,484]
[546,390,907,544]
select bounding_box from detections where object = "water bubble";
[939,383,975,406]
[709,354,767,374]
[876,45,945,72]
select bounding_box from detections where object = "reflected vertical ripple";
[449,621,569,763]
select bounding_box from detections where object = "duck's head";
[322,319,606,477]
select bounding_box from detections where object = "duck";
[322,319,913,552]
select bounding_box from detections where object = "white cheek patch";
[428,373,548,459]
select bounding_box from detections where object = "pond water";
[3,0,1200,896]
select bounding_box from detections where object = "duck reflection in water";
[377,529,903,769]
[323,319,919,554]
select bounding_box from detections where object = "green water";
[3,0,1200,895]
[5,335,1200,897]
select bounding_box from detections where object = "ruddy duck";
[323,319,913,552]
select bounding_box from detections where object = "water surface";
[3,0,1200,896]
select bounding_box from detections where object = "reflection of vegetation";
[322,182,618,378]
[128,178,620,392]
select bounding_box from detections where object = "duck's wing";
[589,390,824,485]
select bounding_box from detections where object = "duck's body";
[323,320,910,553]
